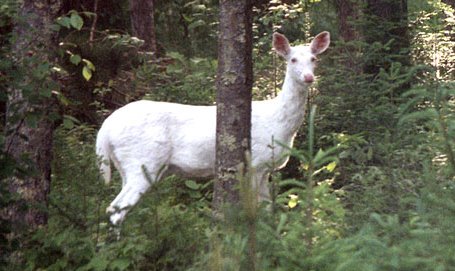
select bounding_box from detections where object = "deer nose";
[304,74,314,83]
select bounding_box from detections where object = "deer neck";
[273,73,310,140]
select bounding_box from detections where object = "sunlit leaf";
[326,161,337,172]
[301,163,309,171]
[82,59,96,71]
[82,66,92,81]
[288,194,299,208]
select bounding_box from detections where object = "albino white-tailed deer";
[96,31,330,225]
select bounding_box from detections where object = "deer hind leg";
[107,166,161,225]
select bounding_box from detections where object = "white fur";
[96,32,330,225]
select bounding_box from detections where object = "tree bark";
[363,0,410,75]
[335,0,359,42]
[129,0,157,54]
[3,0,60,231]
[334,0,361,71]
[213,0,253,209]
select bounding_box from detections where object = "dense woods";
[1,0,454,270]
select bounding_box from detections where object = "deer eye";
[291,58,297,63]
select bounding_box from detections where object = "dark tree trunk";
[334,0,361,71]
[213,0,253,208]
[335,0,359,42]
[129,0,157,54]
[363,0,410,75]
[3,0,60,231]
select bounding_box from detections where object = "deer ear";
[310,31,330,55]
[273,33,291,58]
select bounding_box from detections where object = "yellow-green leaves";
[301,161,337,176]
[288,194,299,209]
[82,66,92,81]
[326,161,337,172]
[82,59,96,81]
[67,52,95,81]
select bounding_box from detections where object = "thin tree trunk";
[129,0,157,54]
[3,0,60,231]
[213,0,253,208]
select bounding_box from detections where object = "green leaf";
[276,213,288,233]
[288,194,299,208]
[63,118,74,129]
[398,108,438,126]
[56,91,70,106]
[110,258,130,271]
[70,12,84,30]
[326,161,337,172]
[40,88,52,98]
[278,178,306,188]
[87,256,109,271]
[166,51,185,63]
[82,66,92,81]
[70,54,81,65]
[189,191,202,198]
[367,147,373,161]
[188,19,206,30]
[82,59,95,71]
[185,180,200,190]
[56,16,71,28]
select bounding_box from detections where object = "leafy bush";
[5,124,208,271]
[138,51,216,105]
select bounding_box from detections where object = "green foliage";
[55,10,88,31]
[399,82,455,173]
[314,170,455,271]
[155,0,219,58]
[4,124,210,271]
[138,51,216,105]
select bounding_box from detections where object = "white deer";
[96,32,330,225]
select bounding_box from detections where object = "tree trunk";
[213,0,253,209]
[129,0,157,54]
[3,0,60,231]
[363,0,410,75]
[335,0,359,42]
[335,0,361,71]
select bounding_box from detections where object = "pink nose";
[304,74,314,83]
